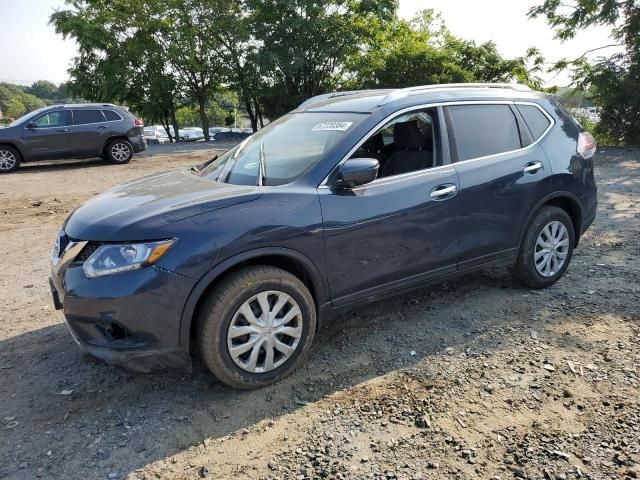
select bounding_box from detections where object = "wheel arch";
[102,135,132,155]
[0,142,24,160]
[520,192,583,248]
[179,247,329,353]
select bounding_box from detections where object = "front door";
[319,107,460,306]
[21,110,72,160]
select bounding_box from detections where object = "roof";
[298,83,547,113]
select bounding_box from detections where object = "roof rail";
[299,90,383,108]
[380,83,532,105]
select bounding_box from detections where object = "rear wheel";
[512,206,575,288]
[0,146,21,173]
[106,139,133,164]
[198,266,316,389]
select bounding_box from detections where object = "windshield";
[8,106,51,127]
[200,112,367,186]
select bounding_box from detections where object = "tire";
[0,145,21,173]
[198,266,317,389]
[512,206,575,288]
[106,139,133,164]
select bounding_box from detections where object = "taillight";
[134,118,144,127]
[577,132,596,159]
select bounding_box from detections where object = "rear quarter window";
[516,104,551,140]
[73,109,106,125]
[103,110,122,121]
[446,104,521,161]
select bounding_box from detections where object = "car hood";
[64,170,262,241]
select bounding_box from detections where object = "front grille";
[74,242,101,263]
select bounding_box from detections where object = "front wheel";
[198,266,317,389]
[512,206,575,288]
[0,146,21,173]
[106,139,133,164]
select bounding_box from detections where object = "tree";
[27,80,59,100]
[248,0,397,119]
[348,10,544,90]
[529,0,640,146]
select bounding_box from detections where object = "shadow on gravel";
[14,158,112,173]
[0,270,529,478]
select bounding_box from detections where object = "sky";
[0,0,623,87]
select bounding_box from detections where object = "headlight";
[83,239,175,278]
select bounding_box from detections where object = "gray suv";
[0,103,146,173]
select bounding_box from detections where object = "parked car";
[0,104,146,173]
[49,83,597,388]
[178,127,205,142]
[212,130,252,142]
[208,126,230,137]
[143,125,170,145]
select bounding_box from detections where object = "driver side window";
[33,111,69,128]
[351,108,441,178]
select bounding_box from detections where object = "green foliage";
[49,0,553,135]
[529,0,640,146]
[0,83,46,120]
[348,10,544,90]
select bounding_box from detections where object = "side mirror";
[26,122,37,129]
[334,158,379,189]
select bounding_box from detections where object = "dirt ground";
[0,145,638,480]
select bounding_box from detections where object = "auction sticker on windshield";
[312,122,353,132]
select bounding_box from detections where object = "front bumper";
[50,262,195,373]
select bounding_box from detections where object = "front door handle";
[523,161,543,174]
[430,184,457,200]
[56,128,70,133]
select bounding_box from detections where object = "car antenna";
[257,141,266,186]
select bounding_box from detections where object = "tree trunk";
[244,95,258,132]
[171,110,180,144]
[255,98,264,129]
[199,96,210,141]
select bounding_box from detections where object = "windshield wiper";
[257,141,266,186]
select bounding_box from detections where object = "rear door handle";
[97,125,108,130]
[429,184,457,200]
[523,161,543,174]
[56,128,70,133]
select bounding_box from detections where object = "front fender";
[177,246,329,352]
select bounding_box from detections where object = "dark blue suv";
[49,84,597,389]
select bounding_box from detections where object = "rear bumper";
[50,264,195,372]
[580,187,597,235]
[130,134,147,153]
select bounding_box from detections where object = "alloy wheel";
[111,143,130,162]
[534,220,570,277]
[0,149,17,171]
[227,290,303,373]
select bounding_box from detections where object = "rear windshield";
[200,112,367,186]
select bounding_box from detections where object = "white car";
[179,127,205,142]
[143,126,171,145]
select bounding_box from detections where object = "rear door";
[69,109,111,157]
[20,110,72,160]
[444,102,553,270]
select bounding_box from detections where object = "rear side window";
[73,110,105,125]
[516,104,551,140]
[103,110,122,121]
[446,104,521,161]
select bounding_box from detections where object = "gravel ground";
[0,146,638,480]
